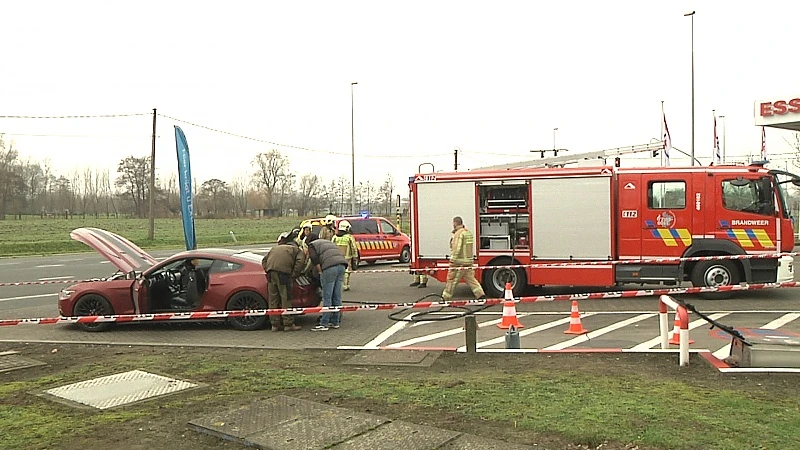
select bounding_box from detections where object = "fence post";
[464,315,477,353]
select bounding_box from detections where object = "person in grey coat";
[306,233,348,331]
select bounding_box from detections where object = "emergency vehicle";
[309,215,411,266]
[409,163,798,298]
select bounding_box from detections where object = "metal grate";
[44,369,197,410]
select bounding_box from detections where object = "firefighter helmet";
[277,231,290,243]
[322,214,337,225]
[300,220,312,230]
[338,220,351,232]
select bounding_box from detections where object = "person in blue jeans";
[306,233,349,331]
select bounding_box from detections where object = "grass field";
[0,216,414,257]
[1,343,799,450]
[0,217,306,256]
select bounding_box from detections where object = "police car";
[309,213,411,266]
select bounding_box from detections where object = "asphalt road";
[1,246,799,358]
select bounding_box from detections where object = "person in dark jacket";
[261,231,307,331]
[306,233,348,331]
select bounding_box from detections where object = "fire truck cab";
[409,164,798,298]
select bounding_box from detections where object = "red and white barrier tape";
[1,281,798,327]
[0,278,103,287]
[2,251,795,287]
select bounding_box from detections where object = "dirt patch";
[2,342,798,450]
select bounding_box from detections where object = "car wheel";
[691,260,739,299]
[74,294,114,332]
[399,245,411,264]
[482,261,527,298]
[226,290,268,331]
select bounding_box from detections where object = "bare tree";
[378,174,394,215]
[52,176,72,216]
[198,178,231,216]
[252,150,290,213]
[230,176,249,217]
[0,135,25,219]
[70,169,83,215]
[159,174,180,216]
[115,156,150,218]
[20,158,45,216]
[787,132,800,169]
[97,169,116,217]
[83,167,98,216]
[277,173,295,216]
[296,174,320,216]
[337,176,348,215]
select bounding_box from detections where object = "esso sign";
[760,98,800,116]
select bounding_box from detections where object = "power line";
[2,111,550,159]
[159,113,452,159]
[0,113,149,119]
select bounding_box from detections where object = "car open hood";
[70,227,158,273]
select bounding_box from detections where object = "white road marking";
[38,276,74,281]
[362,312,416,348]
[712,312,800,359]
[0,262,18,266]
[0,293,58,302]
[99,261,111,264]
[35,264,64,268]
[630,313,729,351]
[456,315,583,352]
[544,313,656,350]
[389,314,520,349]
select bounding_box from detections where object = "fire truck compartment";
[415,181,477,259]
[530,176,612,260]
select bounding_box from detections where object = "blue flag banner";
[174,126,196,250]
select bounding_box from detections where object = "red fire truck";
[408,163,798,298]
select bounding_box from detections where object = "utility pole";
[350,82,358,216]
[660,101,665,167]
[148,108,156,240]
[454,147,459,170]
[685,11,696,166]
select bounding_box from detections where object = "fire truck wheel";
[690,260,739,299]
[483,264,527,298]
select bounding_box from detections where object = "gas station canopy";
[755,96,800,132]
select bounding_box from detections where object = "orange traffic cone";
[563,301,589,335]
[497,282,523,329]
[668,314,694,345]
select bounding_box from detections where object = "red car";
[58,227,321,332]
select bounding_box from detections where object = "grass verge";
[0,217,303,256]
[1,344,799,450]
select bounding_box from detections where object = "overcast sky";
[2,1,799,193]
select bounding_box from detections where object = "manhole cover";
[0,353,46,373]
[43,369,197,409]
[344,350,441,367]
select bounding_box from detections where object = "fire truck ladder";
[478,142,665,170]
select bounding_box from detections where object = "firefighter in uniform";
[332,220,359,291]
[296,220,313,250]
[409,272,428,288]
[261,232,305,331]
[441,216,486,301]
[319,214,337,240]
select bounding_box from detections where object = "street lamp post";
[350,81,358,216]
[685,11,695,166]
[553,127,558,151]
